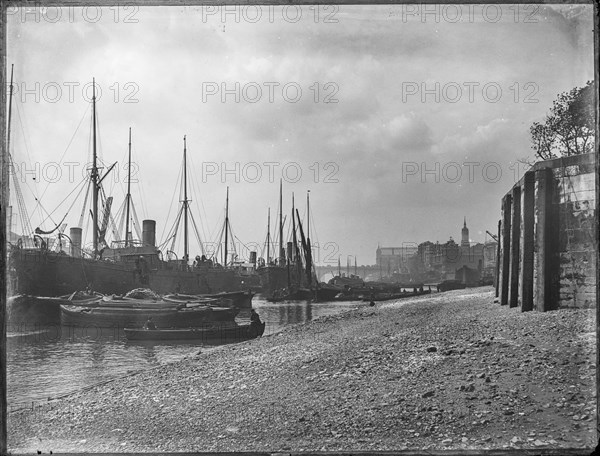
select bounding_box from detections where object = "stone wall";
[497,153,596,310]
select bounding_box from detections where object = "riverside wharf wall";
[497,153,596,310]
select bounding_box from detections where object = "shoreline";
[8,287,596,452]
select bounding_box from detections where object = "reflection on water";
[252,297,363,336]
[7,294,362,407]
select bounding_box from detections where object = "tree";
[530,80,595,160]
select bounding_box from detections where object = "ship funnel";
[249,251,257,265]
[287,242,293,261]
[142,220,156,247]
[70,227,82,258]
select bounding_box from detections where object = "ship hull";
[9,249,239,297]
[315,285,341,302]
[256,265,289,296]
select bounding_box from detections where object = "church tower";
[461,217,470,247]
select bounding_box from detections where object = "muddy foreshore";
[8,287,596,453]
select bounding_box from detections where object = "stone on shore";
[8,287,596,452]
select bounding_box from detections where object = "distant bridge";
[313,264,381,282]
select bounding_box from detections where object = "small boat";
[60,303,238,327]
[362,288,432,302]
[10,291,104,307]
[123,322,266,341]
[265,287,314,302]
[64,291,105,306]
[97,295,224,310]
[7,291,104,323]
[162,290,253,308]
[314,283,342,302]
[99,295,180,309]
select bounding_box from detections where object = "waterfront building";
[461,217,470,247]
[375,245,419,275]
[375,219,491,284]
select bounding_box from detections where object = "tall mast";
[291,193,302,285]
[307,190,310,239]
[6,64,13,172]
[355,256,357,276]
[91,78,99,256]
[183,135,189,264]
[266,207,270,264]
[224,186,229,267]
[337,256,341,277]
[6,64,13,214]
[291,193,299,262]
[278,179,284,265]
[124,127,132,246]
[306,190,312,286]
[295,209,311,286]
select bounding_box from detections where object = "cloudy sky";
[6,4,595,265]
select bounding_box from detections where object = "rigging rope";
[78,179,92,228]
[13,101,43,230]
[36,175,88,228]
[187,153,209,244]
[130,200,142,240]
[168,206,184,255]
[37,103,90,206]
[188,210,206,257]
[158,157,182,246]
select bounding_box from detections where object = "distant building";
[377,219,492,284]
[421,219,486,283]
[461,217,470,247]
[376,245,418,275]
[483,240,498,279]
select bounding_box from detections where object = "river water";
[7,295,364,409]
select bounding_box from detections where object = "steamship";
[7,79,251,306]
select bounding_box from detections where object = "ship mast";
[224,186,229,266]
[91,78,99,257]
[306,190,312,286]
[266,207,271,264]
[291,193,298,263]
[124,127,132,246]
[183,135,189,264]
[278,179,284,265]
[6,64,13,189]
[295,208,310,286]
[6,64,13,227]
[291,193,302,284]
[307,190,310,240]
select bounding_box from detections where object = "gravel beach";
[8,287,596,453]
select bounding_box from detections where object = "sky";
[6,4,595,266]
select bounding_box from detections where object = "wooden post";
[508,186,521,307]
[519,171,535,311]
[499,194,512,306]
[533,168,558,311]
[495,219,501,297]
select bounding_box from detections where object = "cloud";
[7,5,595,264]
